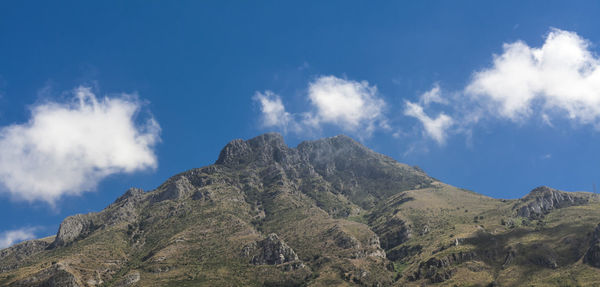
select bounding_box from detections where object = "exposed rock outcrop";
[326,225,386,259]
[50,187,147,248]
[51,214,95,248]
[242,233,302,268]
[216,133,289,166]
[113,187,145,204]
[215,133,432,211]
[373,217,412,250]
[152,176,196,202]
[516,186,588,218]
[0,238,53,272]
[386,244,422,261]
[408,251,478,283]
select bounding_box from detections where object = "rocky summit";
[2,133,600,286]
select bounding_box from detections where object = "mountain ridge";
[2,133,600,286]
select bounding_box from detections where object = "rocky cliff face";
[216,133,433,211]
[0,238,53,273]
[242,233,302,267]
[516,186,588,218]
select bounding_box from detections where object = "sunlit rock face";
[516,186,588,218]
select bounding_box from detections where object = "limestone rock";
[0,238,53,272]
[516,186,587,218]
[216,133,288,166]
[113,187,145,204]
[51,214,95,248]
[242,233,300,266]
[152,175,195,202]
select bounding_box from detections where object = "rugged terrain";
[2,133,600,286]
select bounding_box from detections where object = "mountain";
[2,133,600,286]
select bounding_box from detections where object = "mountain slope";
[1,133,600,286]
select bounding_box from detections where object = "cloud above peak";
[404,89,454,145]
[466,28,600,124]
[0,87,160,204]
[306,76,385,133]
[253,91,294,132]
[254,29,600,147]
[405,28,600,145]
[254,75,387,136]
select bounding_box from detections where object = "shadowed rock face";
[584,224,600,268]
[516,186,588,218]
[408,251,478,283]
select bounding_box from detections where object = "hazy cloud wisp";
[404,101,453,145]
[0,228,36,249]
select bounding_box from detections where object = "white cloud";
[466,28,600,124]
[253,91,293,131]
[253,75,387,137]
[0,87,160,204]
[420,83,447,106]
[307,76,385,133]
[404,101,453,145]
[0,228,36,249]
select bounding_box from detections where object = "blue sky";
[1,1,600,247]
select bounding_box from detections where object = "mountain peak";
[215,133,288,165]
[527,186,558,196]
[7,133,600,286]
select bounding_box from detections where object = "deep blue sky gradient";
[1,1,600,238]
